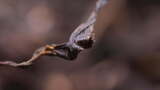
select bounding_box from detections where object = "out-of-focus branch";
[0,0,108,67]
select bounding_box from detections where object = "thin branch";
[0,45,56,67]
[0,0,108,67]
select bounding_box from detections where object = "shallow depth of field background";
[0,0,160,90]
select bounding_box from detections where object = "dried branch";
[0,0,108,67]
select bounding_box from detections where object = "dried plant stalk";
[0,0,108,67]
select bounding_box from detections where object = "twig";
[0,45,56,67]
[0,0,108,67]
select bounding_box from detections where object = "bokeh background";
[0,0,160,90]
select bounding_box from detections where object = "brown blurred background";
[0,0,160,90]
